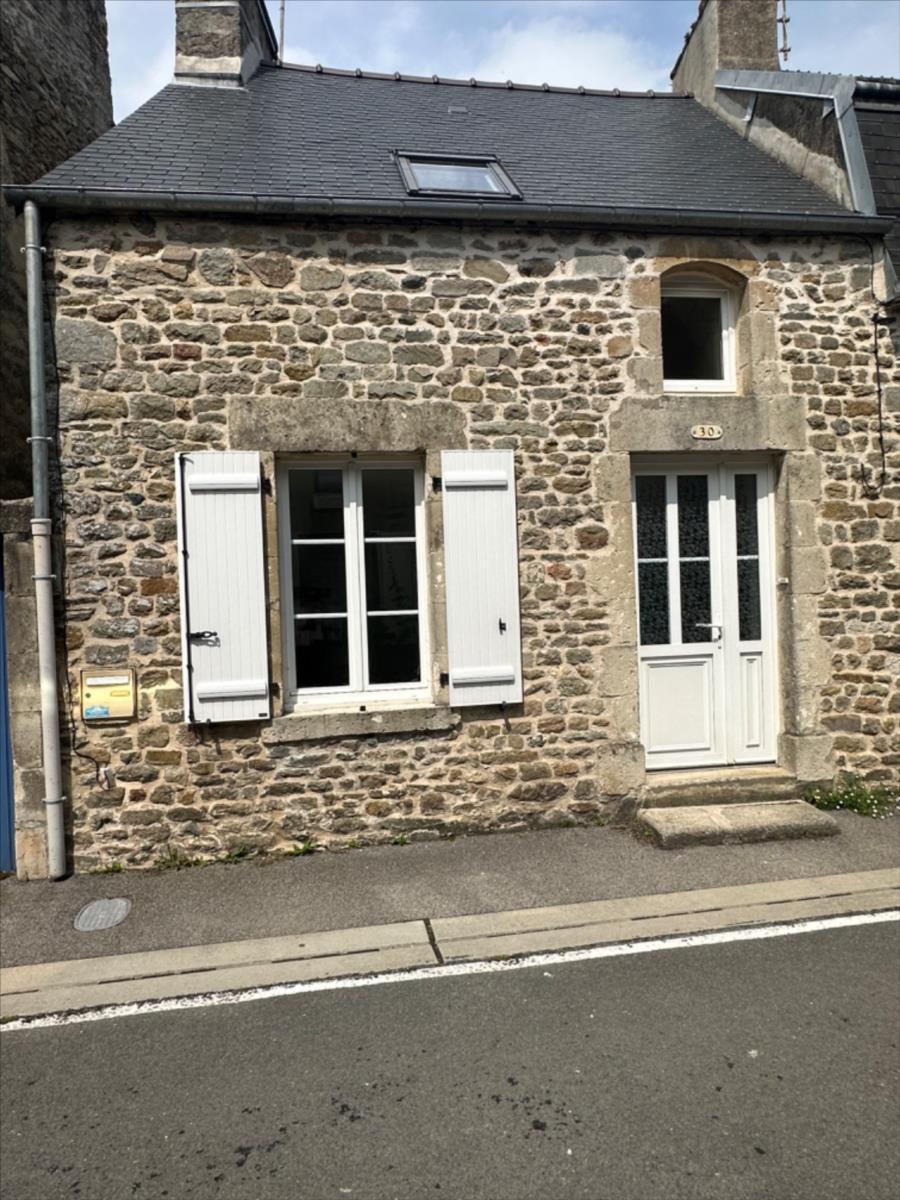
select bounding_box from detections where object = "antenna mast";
[279,0,286,64]
[777,0,791,64]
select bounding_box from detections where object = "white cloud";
[112,37,173,122]
[468,16,671,92]
[788,0,900,77]
[283,42,317,66]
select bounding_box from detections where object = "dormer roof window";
[396,153,521,199]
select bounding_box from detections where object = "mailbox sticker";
[84,705,111,719]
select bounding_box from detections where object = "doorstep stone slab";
[638,801,840,849]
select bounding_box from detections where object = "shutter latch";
[498,618,507,634]
[188,630,218,642]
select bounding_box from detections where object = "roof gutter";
[3,185,891,237]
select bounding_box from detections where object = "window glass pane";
[635,476,667,559]
[367,615,421,684]
[662,296,724,381]
[289,469,344,539]
[365,543,418,612]
[362,470,415,537]
[735,474,759,556]
[677,475,709,558]
[409,160,504,193]
[295,618,349,688]
[680,560,712,643]
[638,562,669,646]
[738,561,762,641]
[292,545,346,614]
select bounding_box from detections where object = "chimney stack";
[672,0,779,104]
[175,0,278,87]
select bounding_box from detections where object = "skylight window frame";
[395,151,522,200]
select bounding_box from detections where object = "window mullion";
[343,466,364,696]
[350,465,370,693]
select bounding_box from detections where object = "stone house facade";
[4,0,898,875]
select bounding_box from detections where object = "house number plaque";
[691,424,723,441]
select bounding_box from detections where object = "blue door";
[0,552,15,873]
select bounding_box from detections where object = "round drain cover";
[74,898,132,932]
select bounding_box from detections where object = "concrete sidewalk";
[2,813,898,971]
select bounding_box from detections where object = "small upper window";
[397,153,521,199]
[661,276,736,393]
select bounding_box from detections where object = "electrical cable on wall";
[854,236,894,500]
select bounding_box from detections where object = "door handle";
[694,622,722,641]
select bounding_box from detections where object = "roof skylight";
[396,153,521,199]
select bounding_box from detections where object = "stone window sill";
[262,704,459,745]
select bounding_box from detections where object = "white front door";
[633,461,778,770]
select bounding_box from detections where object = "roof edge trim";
[4,186,891,237]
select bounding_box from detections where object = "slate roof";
[11,64,870,231]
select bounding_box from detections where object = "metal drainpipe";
[24,200,66,879]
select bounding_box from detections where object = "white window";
[277,459,430,708]
[661,277,736,393]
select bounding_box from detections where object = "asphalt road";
[2,922,898,1200]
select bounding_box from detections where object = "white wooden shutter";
[441,449,523,707]
[175,451,271,723]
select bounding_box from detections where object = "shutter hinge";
[261,473,273,496]
[432,476,442,492]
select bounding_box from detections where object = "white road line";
[2,909,897,1033]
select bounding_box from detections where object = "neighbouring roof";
[5,64,889,235]
[854,79,900,276]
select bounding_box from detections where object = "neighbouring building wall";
[0,0,113,500]
[37,216,900,870]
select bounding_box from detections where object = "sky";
[106,0,900,123]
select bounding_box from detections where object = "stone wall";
[0,0,112,500]
[38,215,899,869]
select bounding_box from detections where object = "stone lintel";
[610,394,806,454]
[228,397,468,454]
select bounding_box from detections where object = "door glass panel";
[680,560,712,643]
[294,618,350,688]
[289,470,344,539]
[738,560,762,641]
[735,474,761,641]
[635,476,667,558]
[677,475,712,643]
[677,475,709,558]
[735,474,759,556]
[638,562,669,646]
[635,476,669,646]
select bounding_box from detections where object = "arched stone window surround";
[660,262,749,394]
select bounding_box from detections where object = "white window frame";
[276,457,431,711]
[661,276,737,394]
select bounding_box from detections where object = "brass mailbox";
[80,669,136,721]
